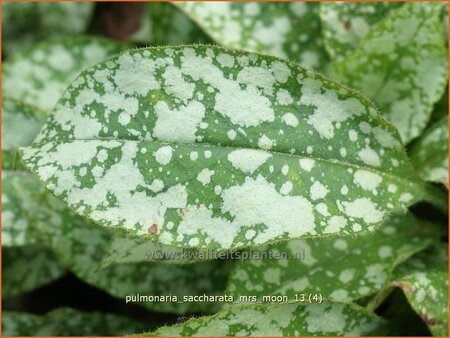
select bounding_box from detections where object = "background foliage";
[2,1,448,336]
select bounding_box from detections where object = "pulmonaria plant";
[2,1,448,337]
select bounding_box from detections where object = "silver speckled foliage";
[2,1,448,336]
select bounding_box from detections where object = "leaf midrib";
[24,137,421,189]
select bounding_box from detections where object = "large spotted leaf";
[132,2,210,45]
[410,116,448,187]
[331,3,448,143]
[175,2,329,70]
[225,213,438,305]
[3,36,129,112]
[369,245,448,336]
[20,45,446,253]
[3,245,65,299]
[145,302,388,336]
[100,236,214,268]
[2,2,93,56]
[35,197,230,314]
[320,2,403,61]
[2,308,145,336]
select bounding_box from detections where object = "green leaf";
[145,302,387,336]
[410,116,448,186]
[320,2,403,61]
[331,3,448,143]
[2,308,145,336]
[175,2,329,70]
[3,245,65,299]
[3,36,129,112]
[2,2,94,56]
[20,45,445,253]
[369,244,448,336]
[225,212,438,305]
[35,200,231,314]
[132,2,211,45]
